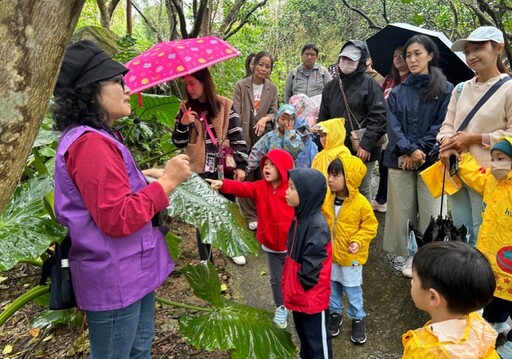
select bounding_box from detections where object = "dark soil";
[0,220,230,359]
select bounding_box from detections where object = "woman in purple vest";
[52,40,191,359]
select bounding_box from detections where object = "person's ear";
[428,288,442,307]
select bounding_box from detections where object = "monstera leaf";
[0,176,67,271]
[167,174,260,257]
[178,261,296,359]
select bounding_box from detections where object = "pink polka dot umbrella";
[124,35,241,94]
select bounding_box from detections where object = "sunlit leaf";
[130,93,180,128]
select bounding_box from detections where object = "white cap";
[339,45,362,61]
[451,26,504,52]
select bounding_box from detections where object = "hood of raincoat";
[338,40,370,77]
[337,153,367,199]
[260,149,295,187]
[311,118,350,177]
[289,168,327,218]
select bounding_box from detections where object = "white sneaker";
[371,199,387,213]
[248,221,258,230]
[231,256,246,266]
[273,305,288,329]
[401,256,413,278]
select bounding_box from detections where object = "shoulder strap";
[199,112,218,147]
[456,76,510,132]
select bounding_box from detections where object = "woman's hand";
[440,132,481,153]
[157,154,192,194]
[403,149,425,170]
[439,147,460,169]
[234,168,246,182]
[254,116,269,137]
[356,147,371,162]
[142,168,164,179]
[180,104,198,125]
[205,178,224,190]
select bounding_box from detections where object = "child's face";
[491,149,512,180]
[277,113,295,132]
[262,159,280,184]
[319,133,327,148]
[285,179,300,207]
[327,171,347,196]
[410,270,430,312]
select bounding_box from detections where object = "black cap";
[54,40,128,92]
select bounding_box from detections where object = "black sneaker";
[328,312,342,337]
[351,319,367,344]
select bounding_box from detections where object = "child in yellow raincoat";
[457,137,512,358]
[322,153,377,344]
[402,241,498,359]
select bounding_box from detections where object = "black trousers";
[483,296,512,341]
[292,309,332,359]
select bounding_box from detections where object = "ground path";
[227,211,429,358]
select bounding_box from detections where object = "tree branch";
[190,0,208,37]
[339,0,383,30]
[171,0,189,38]
[224,0,268,39]
[130,0,163,42]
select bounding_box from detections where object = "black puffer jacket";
[318,40,387,161]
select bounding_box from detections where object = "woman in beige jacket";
[233,51,278,228]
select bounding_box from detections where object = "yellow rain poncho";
[402,312,499,358]
[458,139,512,301]
[321,153,378,266]
[311,118,350,178]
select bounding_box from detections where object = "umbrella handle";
[440,164,447,216]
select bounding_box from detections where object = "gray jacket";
[284,64,331,103]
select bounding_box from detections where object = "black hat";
[54,40,128,92]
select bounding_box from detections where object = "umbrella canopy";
[366,23,474,84]
[124,35,240,93]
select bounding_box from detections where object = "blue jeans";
[447,182,482,247]
[329,281,366,320]
[86,291,155,359]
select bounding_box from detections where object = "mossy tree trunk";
[0,0,85,213]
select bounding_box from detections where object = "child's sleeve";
[220,179,258,200]
[457,152,490,195]
[350,201,378,248]
[248,135,268,171]
[283,130,304,159]
[298,220,330,290]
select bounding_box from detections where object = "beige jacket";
[437,74,512,168]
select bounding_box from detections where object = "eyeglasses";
[102,75,126,89]
[302,52,317,58]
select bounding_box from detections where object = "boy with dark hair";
[283,168,333,359]
[207,149,295,329]
[402,241,498,358]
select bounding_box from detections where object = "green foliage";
[179,261,297,359]
[0,176,67,271]
[167,174,260,258]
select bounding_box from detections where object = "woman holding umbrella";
[437,26,512,247]
[233,51,278,230]
[172,67,249,265]
[383,35,453,277]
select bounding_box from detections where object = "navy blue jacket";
[383,74,453,170]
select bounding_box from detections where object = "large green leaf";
[167,174,260,257]
[130,93,180,128]
[0,176,67,271]
[179,262,296,359]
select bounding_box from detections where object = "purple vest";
[54,126,173,311]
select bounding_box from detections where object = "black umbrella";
[407,165,468,256]
[366,22,474,84]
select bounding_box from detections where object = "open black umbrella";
[407,165,468,256]
[366,23,474,84]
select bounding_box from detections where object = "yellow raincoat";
[321,153,378,266]
[311,118,350,178]
[458,141,512,301]
[402,312,499,358]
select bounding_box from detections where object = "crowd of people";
[52,24,512,359]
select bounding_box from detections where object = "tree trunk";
[0,0,85,213]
